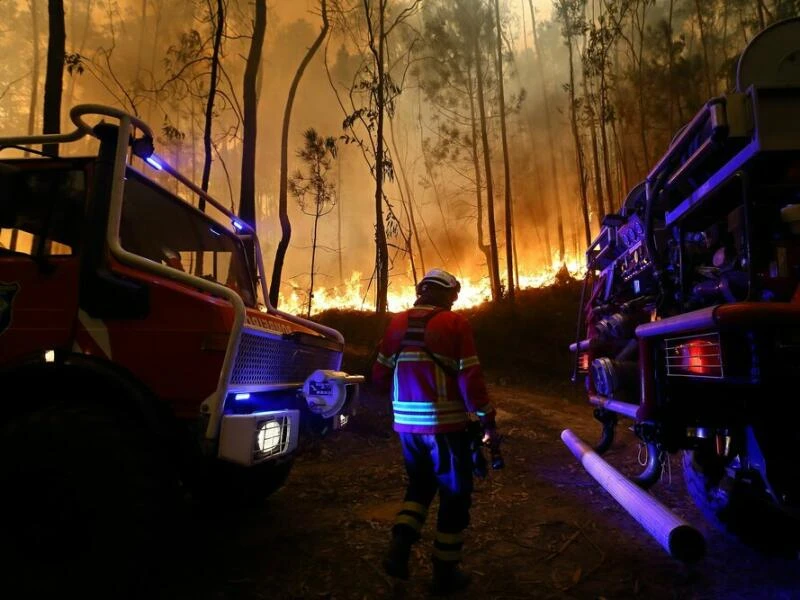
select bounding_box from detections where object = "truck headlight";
[219,410,299,466]
[257,420,282,454]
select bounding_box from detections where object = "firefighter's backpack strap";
[393,308,457,377]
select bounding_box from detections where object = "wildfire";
[280,256,585,315]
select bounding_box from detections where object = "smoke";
[0,0,596,310]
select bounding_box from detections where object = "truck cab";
[0,106,361,581]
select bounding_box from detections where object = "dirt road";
[159,384,800,600]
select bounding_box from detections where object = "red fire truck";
[565,17,800,560]
[0,105,361,574]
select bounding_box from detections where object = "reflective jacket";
[372,304,496,434]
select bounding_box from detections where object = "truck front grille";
[230,330,341,386]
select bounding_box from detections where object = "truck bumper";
[217,409,300,467]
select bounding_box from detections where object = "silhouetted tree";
[289,129,337,317]
[239,0,267,284]
[271,0,329,308]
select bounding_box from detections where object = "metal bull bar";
[561,429,705,562]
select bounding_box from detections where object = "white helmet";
[416,268,461,295]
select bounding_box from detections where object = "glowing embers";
[255,416,289,459]
[665,332,724,378]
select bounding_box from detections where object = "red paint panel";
[0,257,80,363]
[105,261,232,419]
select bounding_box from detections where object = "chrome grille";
[665,332,724,378]
[231,330,341,386]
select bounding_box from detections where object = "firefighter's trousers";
[393,430,473,563]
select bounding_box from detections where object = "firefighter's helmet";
[416,268,461,296]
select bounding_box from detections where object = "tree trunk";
[337,149,344,285]
[494,0,514,301]
[373,0,389,313]
[636,2,650,167]
[16,1,41,248]
[694,0,713,98]
[135,0,147,87]
[43,0,65,157]
[270,0,329,307]
[530,1,565,264]
[474,30,501,301]
[582,71,605,225]
[466,62,493,283]
[756,1,766,29]
[580,5,604,224]
[417,90,459,273]
[611,116,628,208]
[239,0,267,284]
[665,0,675,135]
[196,0,224,276]
[308,211,320,317]
[566,28,591,247]
[65,0,92,114]
[201,0,224,197]
[597,3,614,211]
[389,117,424,277]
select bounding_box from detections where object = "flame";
[280,255,585,315]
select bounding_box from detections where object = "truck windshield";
[120,168,257,307]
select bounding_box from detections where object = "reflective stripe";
[396,351,434,362]
[394,416,467,427]
[476,403,494,417]
[432,548,462,561]
[377,352,396,368]
[393,400,465,413]
[459,356,480,370]
[396,351,458,372]
[435,531,463,544]
[394,414,466,424]
[402,501,428,517]
[435,366,447,403]
[395,514,423,532]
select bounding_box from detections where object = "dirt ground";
[152,383,800,600]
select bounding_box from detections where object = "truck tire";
[682,450,800,556]
[201,458,295,509]
[0,392,183,598]
[246,458,295,501]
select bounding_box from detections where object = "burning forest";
[3,0,792,315]
[2,2,800,599]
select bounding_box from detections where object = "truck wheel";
[682,450,800,556]
[203,458,295,508]
[246,458,295,501]
[0,394,183,596]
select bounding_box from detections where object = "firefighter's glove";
[467,421,489,479]
[471,439,489,479]
[482,426,501,447]
[483,427,504,471]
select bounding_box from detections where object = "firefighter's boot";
[430,559,472,595]
[383,532,414,580]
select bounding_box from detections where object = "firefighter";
[371,268,499,595]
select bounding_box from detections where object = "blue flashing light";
[232,219,245,232]
[234,393,251,401]
[145,155,163,170]
[633,279,641,294]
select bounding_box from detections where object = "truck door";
[0,160,89,364]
